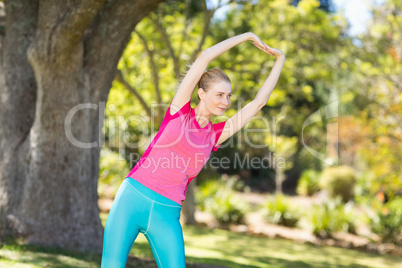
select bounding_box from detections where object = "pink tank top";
[126,99,227,205]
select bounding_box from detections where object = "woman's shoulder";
[212,120,226,132]
[165,99,191,120]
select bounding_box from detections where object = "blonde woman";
[101,32,285,267]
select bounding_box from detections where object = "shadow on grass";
[0,236,99,267]
[1,236,229,268]
[2,221,402,268]
[186,255,365,268]
[183,225,402,268]
[185,252,371,268]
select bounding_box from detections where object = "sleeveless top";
[126,99,227,205]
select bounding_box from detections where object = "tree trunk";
[0,0,39,240]
[181,179,197,225]
[0,0,163,254]
[275,164,284,194]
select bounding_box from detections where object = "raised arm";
[215,41,286,148]
[253,46,285,106]
[170,32,263,115]
[203,32,260,61]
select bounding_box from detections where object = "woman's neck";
[194,104,211,128]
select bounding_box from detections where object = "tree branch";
[31,0,106,56]
[84,0,164,102]
[178,0,191,57]
[189,1,214,64]
[149,12,181,80]
[114,69,152,118]
[58,0,107,45]
[134,30,163,122]
[188,0,248,64]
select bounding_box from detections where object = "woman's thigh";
[101,180,152,268]
[144,202,186,268]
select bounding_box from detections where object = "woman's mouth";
[218,107,226,111]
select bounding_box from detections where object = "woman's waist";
[125,177,183,207]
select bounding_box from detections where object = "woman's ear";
[198,88,205,100]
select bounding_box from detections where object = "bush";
[319,166,357,202]
[369,198,402,245]
[196,175,248,225]
[303,197,357,238]
[204,191,246,225]
[98,148,130,198]
[261,194,300,227]
[296,169,321,196]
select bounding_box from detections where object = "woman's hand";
[247,32,265,49]
[259,44,285,58]
[247,32,285,58]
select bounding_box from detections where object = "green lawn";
[0,212,401,268]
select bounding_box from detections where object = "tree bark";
[0,0,39,240]
[275,164,284,194]
[0,0,163,254]
[181,178,197,225]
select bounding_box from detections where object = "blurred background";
[0,0,401,267]
[98,0,402,265]
[101,0,401,240]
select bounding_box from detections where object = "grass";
[0,212,401,268]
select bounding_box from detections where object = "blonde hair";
[197,68,231,101]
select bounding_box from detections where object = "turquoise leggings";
[101,177,185,268]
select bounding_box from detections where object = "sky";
[333,0,385,36]
[209,0,386,36]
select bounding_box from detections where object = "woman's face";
[204,81,232,115]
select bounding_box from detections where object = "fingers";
[261,43,273,55]
[253,41,275,56]
[253,41,265,50]
[265,44,274,55]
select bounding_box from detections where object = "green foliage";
[98,148,130,198]
[209,0,351,178]
[194,167,221,187]
[264,135,298,171]
[345,0,402,196]
[296,169,321,196]
[102,0,402,202]
[304,197,357,238]
[195,175,248,225]
[319,166,357,202]
[369,198,402,245]
[261,194,300,227]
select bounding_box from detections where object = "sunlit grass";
[0,212,401,268]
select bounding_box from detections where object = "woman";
[101,32,285,267]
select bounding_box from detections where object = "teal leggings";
[101,177,185,268]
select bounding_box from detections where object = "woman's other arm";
[253,44,285,107]
[170,33,260,114]
[203,32,259,61]
[215,42,285,147]
[170,50,209,115]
